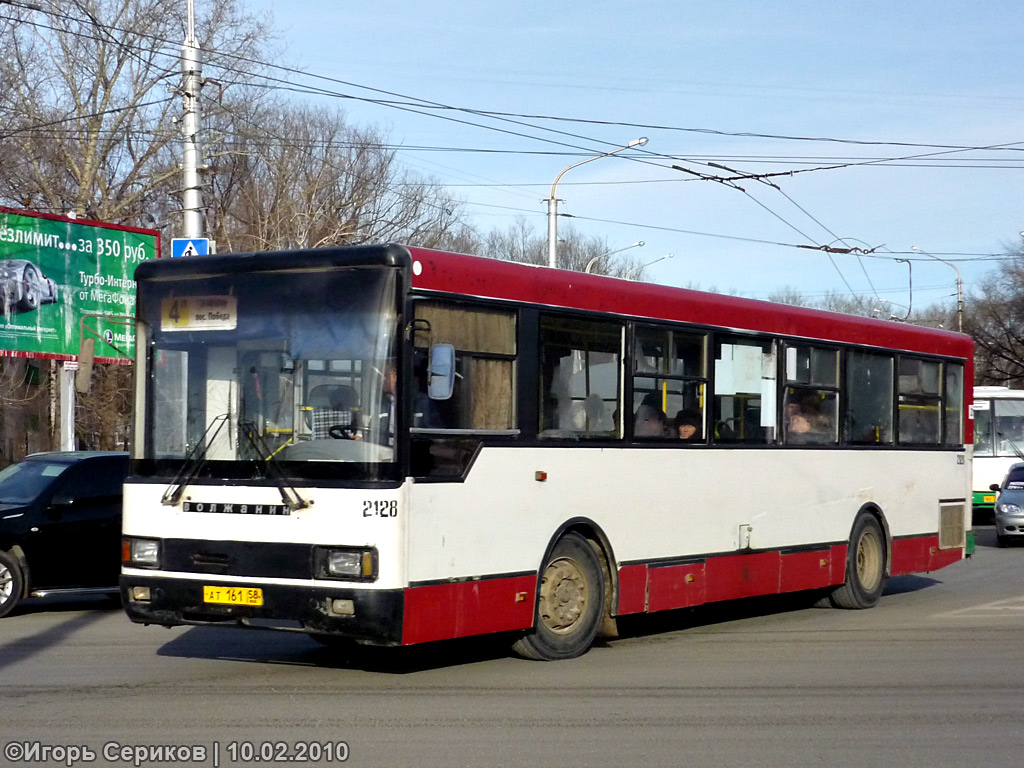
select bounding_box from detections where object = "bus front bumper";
[120,575,404,645]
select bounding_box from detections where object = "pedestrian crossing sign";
[171,238,210,258]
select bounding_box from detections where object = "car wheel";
[512,532,605,661]
[827,513,887,609]
[17,265,40,311]
[0,550,25,619]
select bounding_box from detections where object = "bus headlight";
[123,537,161,568]
[315,547,377,581]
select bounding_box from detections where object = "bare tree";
[208,103,472,252]
[0,0,270,226]
[965,244,1024,387]
[478,218,649,278]
[0,0,271,462]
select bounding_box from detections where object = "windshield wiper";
[997,431,1024,461]
[237,420,309,511]
[160,414,229,506]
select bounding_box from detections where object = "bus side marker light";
[820,559,829,568]
[685,575,695,584]
[535,471,547,482]
[329,599,355,617]
[515,592,528,602]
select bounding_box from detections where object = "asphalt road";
[3,525,1023,768]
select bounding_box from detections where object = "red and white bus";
[121,245,972,660]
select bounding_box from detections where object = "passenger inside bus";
[673,409,702,441]
[635,393,670,437]
[786,396,831,444]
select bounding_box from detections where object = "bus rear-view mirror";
[428,343,455,400]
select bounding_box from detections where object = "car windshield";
[1003,468,1024,489]
[136,264,400,482]
[0,460,69,504]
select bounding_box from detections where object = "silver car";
[0,259,59,314]
[991,461,1024,547]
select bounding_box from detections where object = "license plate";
[203,586,263,606]
[983,495,996,503]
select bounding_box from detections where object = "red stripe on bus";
[616,563,648,614]
[889,535,963,576]
[402,575,537,645]
[401,536,962,644]
[780,549,837,593]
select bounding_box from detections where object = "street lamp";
[628,253,673,280]
[584,241,645,274]
[911,246,963,332]
[546,137,648,268]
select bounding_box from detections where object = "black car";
[0,451,128,618]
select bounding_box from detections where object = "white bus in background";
[971,386,1024,519]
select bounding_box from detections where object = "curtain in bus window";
[468,358,514,429]
[412,303,517,431]
[846,350,893,445]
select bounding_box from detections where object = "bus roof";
[135,244,971,361]
[408,246,972,360]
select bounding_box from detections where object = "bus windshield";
[136,265,400,480]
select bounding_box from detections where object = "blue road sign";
[171,238,210,258]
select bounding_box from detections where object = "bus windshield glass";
[136,265,400,479]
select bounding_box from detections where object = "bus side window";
[712,336,776,444]
[633,326,707,442]
[846,350,894,445]
[412,302,517,431]
[539,315,622,438]
[898,357,942,445]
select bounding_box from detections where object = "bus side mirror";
[427,344,455,400]
[76,337,95,394]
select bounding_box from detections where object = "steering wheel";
[328,424,358,440]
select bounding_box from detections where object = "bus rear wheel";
[829,513,886,609]
[512,532,605,661]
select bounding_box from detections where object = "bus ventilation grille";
[938,502,966,550]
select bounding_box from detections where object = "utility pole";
[181,0,204,240]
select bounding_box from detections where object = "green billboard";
[0,207,159,361]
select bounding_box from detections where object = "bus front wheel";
[512,532,606,661]
[828,513,886,609]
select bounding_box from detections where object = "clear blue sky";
[244,0,1023,312]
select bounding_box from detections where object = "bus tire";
[829,513,886,609]
[512,532,605,661]
[0,549,25,619]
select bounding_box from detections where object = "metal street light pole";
[181,0,204,240]
[628,253,673,280]
[911,246,963,332]
[546,138,648,269]
[584,241,645,274]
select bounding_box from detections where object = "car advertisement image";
[0,207,159,360]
